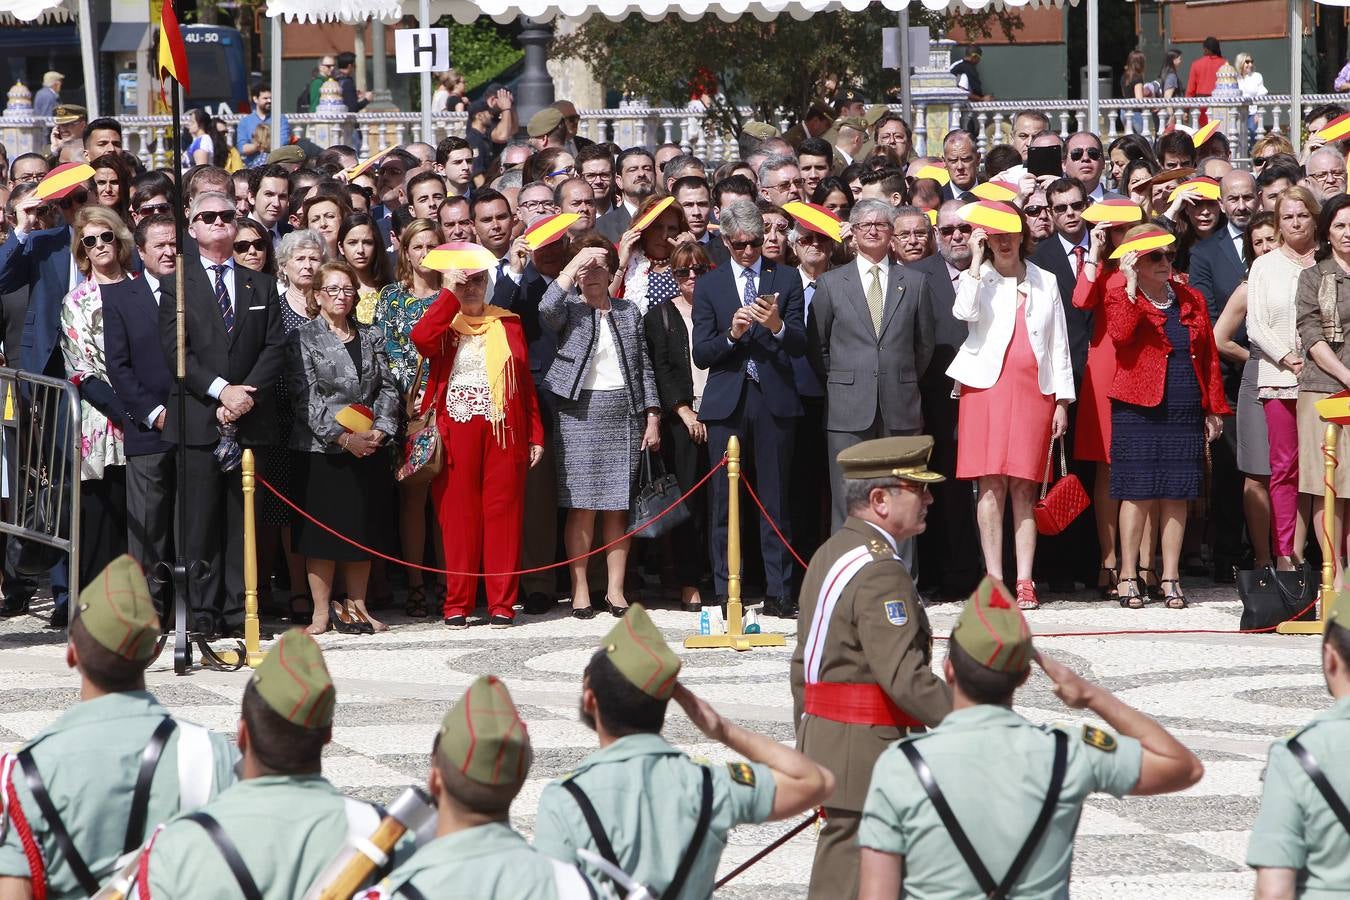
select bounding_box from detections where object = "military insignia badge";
[1082,724,1117,752]
[885,600,908,626]
[727,761,756,786]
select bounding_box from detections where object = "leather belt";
[803,682,924,728]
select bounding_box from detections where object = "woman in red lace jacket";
[410,261,544,628]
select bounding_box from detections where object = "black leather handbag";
[630,450,690,540]
[1236,563,1317,630]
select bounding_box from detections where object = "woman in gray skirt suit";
[541,231,661,619]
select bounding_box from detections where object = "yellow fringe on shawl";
[450,305,519,443]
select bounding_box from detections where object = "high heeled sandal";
[1015,579,1040,611]
[1161,579,1188,609]
[1098,567,1120,602]
[1137,567,1164,603]
[1118,579,1145,609]
[404,584,429,618]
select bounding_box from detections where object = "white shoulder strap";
[175,721,216,812]
[549,858,594,900]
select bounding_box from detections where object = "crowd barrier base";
[1277,422,1337,635]
[684,436,785,653]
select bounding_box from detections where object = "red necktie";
[1072,246,1086,278]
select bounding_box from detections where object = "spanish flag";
[157,0,190,98]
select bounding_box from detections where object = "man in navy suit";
[105,215,177,612]
[692,199,807,619]
[0,165,94,625]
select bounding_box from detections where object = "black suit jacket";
[492,264,559,383]
[158,256,286,447]
[1030,237,1092,379]
[595,206,633,243]
[104,277,174,456]
[691,258,806,422]
[643,300,696,413]
[1190,226,1246,326]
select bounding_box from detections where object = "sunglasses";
[1023,204,1049,217]
[234,238,268,253]
[673,266,708,279]
[1051,200,1088,215]
[728,237,763,250]
[1253,155,1275,168]
[1069,147,1103,162]
[57,190,88,210]
[937,224,974,237]
[138,202,172,217]
[1141,249,1177,263]
[194,209,237,225]
[80,230,115,248]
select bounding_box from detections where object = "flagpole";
[167,71,193,676]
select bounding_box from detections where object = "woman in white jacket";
[946,206,1075,610]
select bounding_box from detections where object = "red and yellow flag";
[158,0,190,98]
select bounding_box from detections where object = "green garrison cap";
[252,629,336,728]
[742,121,781,141]
[76,555,160,663]
[835,115,869,134]
[437,675,532,786]
[1326,590,1350,632]
[601,604,681,699]
[836,435,946,484]
[951,576,1034,674]
[527,107,564,138]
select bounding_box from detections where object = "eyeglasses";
[937,224,974,237]
[1253,155,1275,168]
[234,238,268,253]
[57,190,88,210]
[138,202,172,217]
[546,166,576,178]
[854,221,891,233]
[80,230,114,248]
[895,230,928,242]
[194,209,237,225]
[1069,147,1103,162]
[764,224,790,235]
[727,237,763,250]
[768,178,805,191]
[320,285,358,297]
[673,266,708,279]
[1023,204,1050,217]
[1141,249,1177,263]
[1309,170,1344,182]
[13,171,43,183]
[1051,200,1088,215]
[519,199,555,210]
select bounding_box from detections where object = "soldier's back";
[376,822,581,900]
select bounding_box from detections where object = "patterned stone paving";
[0,579,1325,898]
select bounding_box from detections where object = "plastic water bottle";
[699,609,711,635]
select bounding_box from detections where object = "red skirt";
[1074,312,1115,463]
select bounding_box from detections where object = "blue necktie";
[741,269,759,383]
[213,264,233,333]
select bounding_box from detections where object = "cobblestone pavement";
[0,578,1319,898]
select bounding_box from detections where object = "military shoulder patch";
[1082,724,1117,753]
[727,761,756,787]
[884,600,908,626]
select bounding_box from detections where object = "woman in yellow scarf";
[410,255,545,628]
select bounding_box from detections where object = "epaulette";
[866,537,898,561]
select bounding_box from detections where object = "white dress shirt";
[727,257,786,342]
[200,255,238,401]
[138,272,167,428]
[855,253,891,302]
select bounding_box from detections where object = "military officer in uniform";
[533,604,834,899]
[1248,591,1350,897]
[143,629,405,899]
[363,675,593,899]
[857,577,1204,898]
[790,436,953,900]
[0,556,236,900]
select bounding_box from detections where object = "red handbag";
[1033,437,1090,536]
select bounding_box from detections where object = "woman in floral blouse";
[61,205,134,586]
[374,218,445,617]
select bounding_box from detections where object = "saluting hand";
[672,683,727,742]
[1036,651,1099,710]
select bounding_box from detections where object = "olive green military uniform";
[144,630,403,900]
[790,437,953,900]
[0,557,237,900]
[1247,593,1350,896]
[533,605,776,899]
[859,578,1143,899]
[370,676,593,900]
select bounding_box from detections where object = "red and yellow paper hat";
[971,180,1018,203]
[1082,198,1144,225]
[1317,113,1350,143]
[345,146,395,181]
[35,162,94,201]
[335,403,374,433]
[421,241,498,274]
[1189,120,1221,147]
[1168,176,1221,203]
[1316,389,1350,425]
[783,201,843,242]
[1109,227,1176,259]
[632,196,675,231]
[958,200,1022,235]
[926,209,938,226]
[524,213,580,250]
[914,162,950,186]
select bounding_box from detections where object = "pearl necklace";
[1140,285,1174,310]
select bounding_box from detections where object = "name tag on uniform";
[884,600,908,626]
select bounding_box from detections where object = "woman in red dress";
[410,258,544,628]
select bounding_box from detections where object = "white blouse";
[581,313,624,391]
[445,332,500,423]
[1246,250,1311,391]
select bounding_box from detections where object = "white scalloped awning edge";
[0,0,73,23]
[266,0,404,22]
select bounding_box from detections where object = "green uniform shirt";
[0,691,237,900]
[533,733,776,899]
[1247,696,1350,897]
[146,774,398,900]
[373,821,586,900]
[859,705,1142,899]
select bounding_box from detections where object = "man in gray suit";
[810,199,935,535]
[594,148,655,242]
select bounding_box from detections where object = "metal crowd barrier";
[0,368,81,606]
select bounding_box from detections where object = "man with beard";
[673,175,728,266]
[596,148,655,241]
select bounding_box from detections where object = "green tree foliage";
[553,9,1019,134]
[446,20,524,92]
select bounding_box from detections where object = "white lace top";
[445,332,501,423]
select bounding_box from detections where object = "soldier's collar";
[401,821,522,868]
[1318,695,1350,721]
[43,690,166,732]
[582,732,682,766]
[933,704,1026,731]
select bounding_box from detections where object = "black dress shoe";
[444,615,468,629]
[0,594,29,617]
[47,605,68,629]
[764,596,799,620]
[571,606,597,620]
[524,592,555,615]
[489,614,514,629]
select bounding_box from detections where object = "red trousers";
[432,414,527,618]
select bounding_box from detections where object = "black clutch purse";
[1236,563,1317,630]
[630,449,690,540]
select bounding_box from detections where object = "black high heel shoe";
[603,596,629,618]
[329,599,363,634]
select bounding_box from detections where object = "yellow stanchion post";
[242,449,263,666]
[1278,422,1335,634]
[685,436,786,652]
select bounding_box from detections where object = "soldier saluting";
[790,436,953,900]
[858,577,1203,898]
[0,557,235,900]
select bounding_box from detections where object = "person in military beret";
[533,604,834,899]
[790,435,952,900]
[361,675,593,899]
[0,556,236,900]
[831,116,869,173]
[528,108,568,152]
[856,577,1204,899]
[49,104,86,154]
[1248,591,1350,897]
[142,629,407,899]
